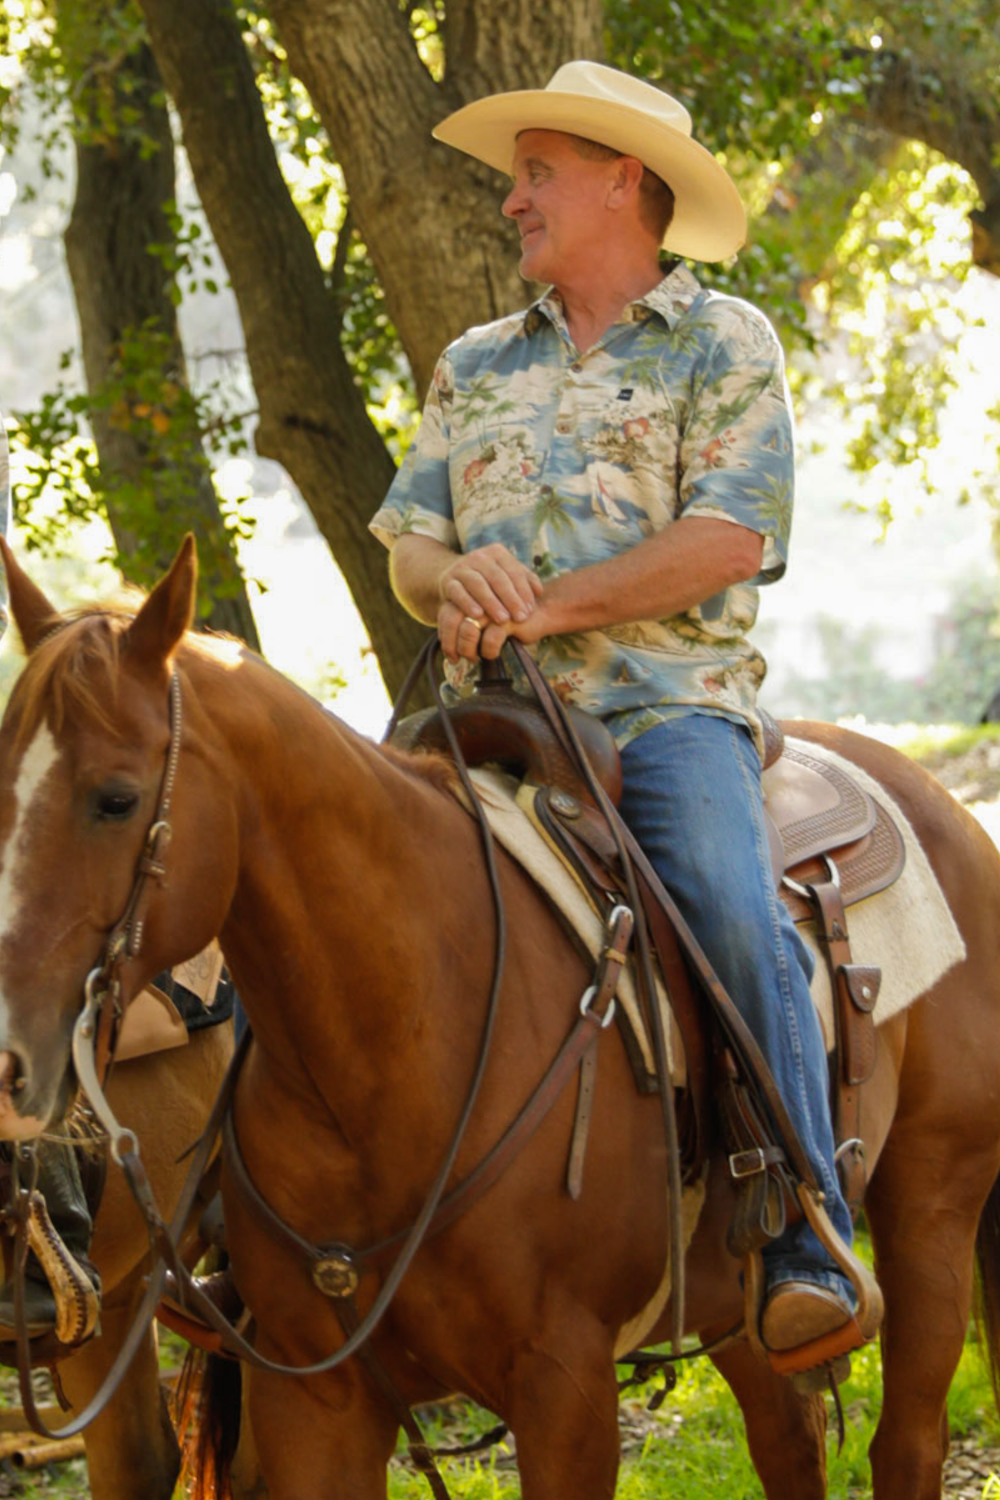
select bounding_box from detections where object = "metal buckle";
[579,984,616,1030]
[728,1147,767,1179]
[783,853,841,901]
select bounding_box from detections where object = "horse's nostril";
[0,1049,26,1097]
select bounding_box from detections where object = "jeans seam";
[729,723,841,1213]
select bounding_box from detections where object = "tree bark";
[266,0,605,396]
[62,25,261,646]
[138,0,602,694]
[137,0,428,695]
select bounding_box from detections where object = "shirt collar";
[522,261,703,339]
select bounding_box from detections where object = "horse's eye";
[93,789,140,822]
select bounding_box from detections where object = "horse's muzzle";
[0,1049,53,1139]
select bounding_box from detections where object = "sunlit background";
[2,10,999,748]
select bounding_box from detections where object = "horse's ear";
[126,534,198,671]
[0,537,64,651]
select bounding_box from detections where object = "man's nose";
[502,182,526,219]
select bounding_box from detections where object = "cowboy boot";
[0,1139,101,1341]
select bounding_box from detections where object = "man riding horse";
[370,60,881,1370]
[2,61,880,1376]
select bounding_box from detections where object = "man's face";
[502,129,619,286]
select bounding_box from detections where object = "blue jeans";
[617,714,853,1297]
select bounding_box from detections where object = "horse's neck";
[199,653,471,1110]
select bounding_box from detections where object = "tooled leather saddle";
[392,666,905,1219]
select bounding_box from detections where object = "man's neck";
[554,258,665,353]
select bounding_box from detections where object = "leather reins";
[10,666,187,1438]
[8,629,825,1483]
[11,642,548,1481]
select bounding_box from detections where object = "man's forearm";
[388,534,455,625]
[532,516,764,637]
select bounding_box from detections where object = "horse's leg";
[711,1338,827,1500]
[56,1276,178,1500]
[502,1306,622,1500]
[861,986,1000,1500]
[247,1363,399,1500]
[864,1131,993,1500]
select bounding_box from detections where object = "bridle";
[9,663,189,1437]
[78,667,184,1097]
[8,645,526,1484]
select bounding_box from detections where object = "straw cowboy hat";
[433,60,746,263]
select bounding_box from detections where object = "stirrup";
[0,1193,101,1346]
[743,1184,883,1379]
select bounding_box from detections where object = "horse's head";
[0,536,230,1137]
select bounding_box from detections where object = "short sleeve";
[369,350,460,551]
[678,300,794,584]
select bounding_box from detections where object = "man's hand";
[390,536,543,662]
[438,542,541,623]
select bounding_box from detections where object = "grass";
[383,1327,1000,1499]
[4,1333,996,1500]
[836,717,1000,763]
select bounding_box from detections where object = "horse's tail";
[173,1345,243,1500]
[975,1167,1000,1412]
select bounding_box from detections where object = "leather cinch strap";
[785,862,879,1217]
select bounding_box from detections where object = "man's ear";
[606,154,646,210]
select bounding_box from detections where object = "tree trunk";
[136,0,428,694]
[266,0,605,396]
[61,24,261,646]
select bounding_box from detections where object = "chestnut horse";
[0,534,999,1500]
[0,1026,232,1500]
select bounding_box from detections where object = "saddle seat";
[392,690,905,917]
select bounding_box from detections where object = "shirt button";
[556,420,572,434]
[570,362,583,373]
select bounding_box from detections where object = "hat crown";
[544,61,693,141]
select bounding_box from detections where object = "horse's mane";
[11,603,460,795]
[11,608,132,750]
[378,738,459,793]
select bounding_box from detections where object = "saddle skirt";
[461,739,966,1076]
[763,739,906,923]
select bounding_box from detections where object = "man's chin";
[519,251,548,285]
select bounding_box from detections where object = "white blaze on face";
[0,724,62,1003]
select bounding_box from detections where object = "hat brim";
[433,89,746,263]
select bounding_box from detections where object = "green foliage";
[819,145,981,499]
[0,0,157,172]
[608,0,1000,527]
[11,320,256,614]
[147,201,226,303]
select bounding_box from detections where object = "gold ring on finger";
[463,616,484,631]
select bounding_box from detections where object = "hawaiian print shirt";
[370,264,794,756]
